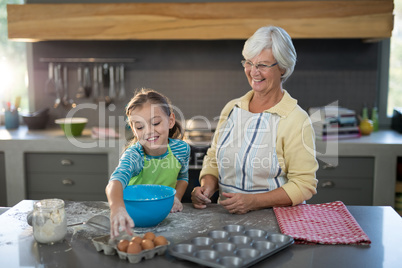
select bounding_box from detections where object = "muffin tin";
[92,234,169,264]
[169,224,294,268]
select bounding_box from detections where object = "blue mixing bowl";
[123,184,176,227]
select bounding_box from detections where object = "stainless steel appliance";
[182,119,218,203]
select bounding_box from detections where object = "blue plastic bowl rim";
[123,184,176,202]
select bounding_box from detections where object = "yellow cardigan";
[200,90,318,206]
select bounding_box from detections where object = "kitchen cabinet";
[0,152,6,206]
[308,157,374,205]
[25,153,109,201]
[7,1,394,41]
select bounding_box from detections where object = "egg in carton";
[92,232,169,264]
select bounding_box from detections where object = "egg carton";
[92,235,116,255]
[169,224,294,268]
[92,234,169,264]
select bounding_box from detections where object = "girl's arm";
[175,180,188,201]
[171,180,188,213]
[105,180,125,212]
[105,180,134,238]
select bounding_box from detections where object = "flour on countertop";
[0,209,33,247]
[65,201,110,225]
[1,201,280,247]
[65,201,110,242]
[130,206,280,243]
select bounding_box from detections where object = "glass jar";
[32,199,67,244]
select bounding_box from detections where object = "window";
[0,0,28,113]
[388,0,402,116]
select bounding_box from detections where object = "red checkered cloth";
[273,201,371,245]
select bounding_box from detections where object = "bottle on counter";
[362,104,369,120]
[372,106,379,131]
[32,199,67,244]
[359,104,373,135]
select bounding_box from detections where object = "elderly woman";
[191,26,318,214]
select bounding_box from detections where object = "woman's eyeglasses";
[241,60,278,71]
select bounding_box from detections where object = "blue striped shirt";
[110,138,190,188]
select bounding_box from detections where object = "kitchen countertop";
[2,126,401,144]
[0,125,127,147]
[0,201,401,268]
[1,126,402,206]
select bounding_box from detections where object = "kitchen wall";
[30,38,380,128]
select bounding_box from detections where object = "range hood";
[7,1,394,42]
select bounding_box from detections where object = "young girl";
[105,88,190,238]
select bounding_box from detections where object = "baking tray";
[169,224,293,268]
[92,234,169,264]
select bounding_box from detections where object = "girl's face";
[244,48,283,96]
[130,101,175,156]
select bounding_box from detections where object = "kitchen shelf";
[7,1,394,41]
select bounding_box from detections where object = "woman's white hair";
[242,26,296,82]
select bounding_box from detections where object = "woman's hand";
[110,206,134,239]
[219,192,254,214]
[192,175,218,209]
[191,186,212,209]
[171,196,183,213]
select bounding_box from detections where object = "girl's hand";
[191,186,212,209]
[219,192,253,214]
[171,196,183,213]
[110,206,134,239]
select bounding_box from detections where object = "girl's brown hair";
[125,88,183,145]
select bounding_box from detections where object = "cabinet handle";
[322,163,336,170]
[61,159,73,166]
[62,179,75,186]
[321,181,335,188]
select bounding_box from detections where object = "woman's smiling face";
[130,101,175,156]
[244,48,283,95]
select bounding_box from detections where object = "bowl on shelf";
[55,117,88,136]
[123,184,176,227]
[22,108,50,130]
